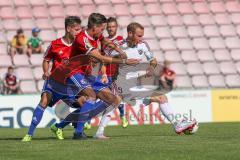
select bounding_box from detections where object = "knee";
[39,94,50,108]
[157,95,168,104]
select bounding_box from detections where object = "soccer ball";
[184,121,199,135]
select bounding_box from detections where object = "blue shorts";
[42,79,79,107]
[92,75,113,94]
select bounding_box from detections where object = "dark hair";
[87,13,107,28]
[107,17,118,25]
[65,16,81,29]
[17,29,23,34]
[8,66,14,70]
[127,22,144,33]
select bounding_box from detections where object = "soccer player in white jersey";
[94,22,196,138]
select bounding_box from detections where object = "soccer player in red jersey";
[22,16,82,142]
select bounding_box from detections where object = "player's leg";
[22,92,52,141]
[148,95,196,134]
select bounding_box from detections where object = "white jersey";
[115,40,157,102]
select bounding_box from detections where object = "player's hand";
[101,74,108,84]
[42,72,50,80]
[119,52,127,59]
[125,59,140,66]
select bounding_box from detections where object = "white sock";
[95,111,113,136]
[159,102,177,124]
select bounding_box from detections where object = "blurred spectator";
[27,27,43,57]
[159,61,176,90]
[3,66,20,94]
[10,29,28,58]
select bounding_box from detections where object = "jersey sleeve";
[43,43,53,61]
[142,41,154,62]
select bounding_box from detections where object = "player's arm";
[89,49,139,65]
[42,44,52,80]
[101,37,127,58]
[100,63,108,83]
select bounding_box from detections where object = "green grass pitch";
[0,122,240,160]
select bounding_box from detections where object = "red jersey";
[4,73,18,86]
[102,35,123,77]
[44,38,72,73]
[69,30,103,76]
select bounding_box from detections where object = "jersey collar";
[85,30,94,41]
[61,38,72,47]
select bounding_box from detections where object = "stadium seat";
[225,37,240,49]
[52,18,65,29]
[133,16,151,27]
[220,61,237,74]
[208,75,226,88]
[155,27,171,39]
[220,25,236,37]
[203,25,220,37]
[49,6,65,18]
[170,63,187,75]
[181,50,198,62]
[199,14,215,25]
[65,5,80,17]
[0,7,16,19]
[126,0,142,3]
[162,3,178,15]
[143,0,158,2]
[130,4,145,15]
[114,4,130,16]
[82,5,97,18]
[62,0,78,5]
[214,13,231,25]
[33,6,49,18]
[13,55,30,66]
[236,25,240,36]
[164,50,182,62]
[193,38,210,50]
[46,0,62,6]
[225,74,240,88]
[231,13,240,25]
[20,80,37,94]
[0,32,6,43]
[214,49,231,61]
[177,2,194,15]
[95,0,110,4]
[159,39,177,50]
[0,67,8,78]
[192,75,209,88]
[209,37,226,50]
[19,19,35,30]
[231,49,240,61]
[197,50,215,62]
[0,0,13,6]
[175,76,192,88]
[36,19,53,30]
[171,26,188,38]
[146,39,160,51]
[203,62,220,75]
[33,67,43,80]
[78,0,94,5]
[144,27,155,39]
[183,14,199,26]
[187,26,204,38]
[30,54,43,66]
[0,55,12,67]
[167,15,183,26]
[97,5,115,17]
[146,3,161,15]
[236,61,240,73]
[118,16,132,27]
[150,16,167,26]
[16,6,33,19]
[37,80,44,92]
[6,31,17,42]
[16,67,34,80]
[209,1,226,13]
[187,62,204,75]
[193,2,210,14]
[29,0,46,6]
[40,30,57,42]
[176,38,193,50]
[0,43,7,55]
[226,1,240,13]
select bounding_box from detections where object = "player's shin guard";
[27,104,45,136]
